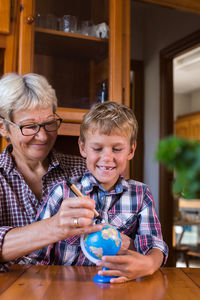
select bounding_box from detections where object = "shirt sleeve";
[36,181,66,220]
[134,185,168,265]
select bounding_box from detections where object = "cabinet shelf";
[35,27,108,60]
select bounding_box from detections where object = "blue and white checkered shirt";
[27,171,168,266]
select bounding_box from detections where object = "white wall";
[174,89,200,121]
[131,2,200,210]
[191,89,200,112]
[174,93,190,120]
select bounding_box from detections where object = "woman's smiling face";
[4,107,58,163]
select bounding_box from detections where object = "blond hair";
[80,102,138,145]
[0,73,57,120]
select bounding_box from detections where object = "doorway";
[159,29,200,266]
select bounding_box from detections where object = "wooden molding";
[56,107,88,124]
[18,0,35,74]
[0,0,10,34]
[4,0,20,73]
[109,0,123,102]
[136,0,200,14]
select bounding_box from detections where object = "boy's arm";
[98,184,167,283]
[96,247,164,283]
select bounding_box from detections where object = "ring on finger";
[73,218,79,228]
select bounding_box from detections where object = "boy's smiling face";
[79,129,136,191]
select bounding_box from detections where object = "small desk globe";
[80,224,121,283]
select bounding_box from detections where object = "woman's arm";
[1,196,102,262]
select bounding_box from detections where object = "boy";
[30,102,168,283]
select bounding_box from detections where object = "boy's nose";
[102,149,113,161]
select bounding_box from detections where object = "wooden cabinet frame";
[136,0,200,14]
[17,0,130,139]
[0,0,11,34]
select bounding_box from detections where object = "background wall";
[131,1,200,211]
[174,89,200,120]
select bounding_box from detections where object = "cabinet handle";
[26,15,35,25]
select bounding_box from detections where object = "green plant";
[155,136,200,199]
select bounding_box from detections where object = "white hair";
[0,73,57,120]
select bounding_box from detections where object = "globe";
[80,224,121,283]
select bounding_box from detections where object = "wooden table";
[0,265,199,300]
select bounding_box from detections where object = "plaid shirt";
[0,145,86,271]
[28,171,168,266]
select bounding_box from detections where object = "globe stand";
[80,224,121,284]
[93,267,118,283]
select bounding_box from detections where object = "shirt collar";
[80,170,128,195]
[47,148,61,171]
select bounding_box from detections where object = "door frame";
[159,29,200,266]
[130,60,144,182]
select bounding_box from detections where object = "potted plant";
[156,136,200,220]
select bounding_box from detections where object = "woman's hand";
[51,196,103,241]
[96,248,164,283]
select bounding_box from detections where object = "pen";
[66,179,104,223]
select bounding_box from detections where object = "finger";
[60,208,95,220]
[110,276,129,284]
[98,268,123,277]
[70,224,103,236]
[102,255,130,264]
[117,249,129,255]
[96,258,125,272]
[63,197,95,210]
[69,216,94,228]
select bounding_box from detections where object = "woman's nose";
[34,126,48,140]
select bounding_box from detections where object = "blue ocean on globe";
[80,224,121,264]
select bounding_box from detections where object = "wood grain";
[0,266,199,300]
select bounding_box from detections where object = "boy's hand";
[120,233,135,251]
[96,248,164,283]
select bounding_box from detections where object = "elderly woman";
[0,73,102,271]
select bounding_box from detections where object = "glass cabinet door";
[35,0,109,109]
[19,0,109,109]
[18,0,130,112]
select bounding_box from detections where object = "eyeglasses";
[0,114,63,136]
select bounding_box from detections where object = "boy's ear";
[78,138,87,158]
[128,141,137,161]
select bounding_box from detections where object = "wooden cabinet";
[0,0,10,34]
[0,0,130,153]
[18,0,130,139]
[0,0,21,152]
[175,112,200,141]
[0,0,19,74]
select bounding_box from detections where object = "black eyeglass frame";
[0,113,63,136]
